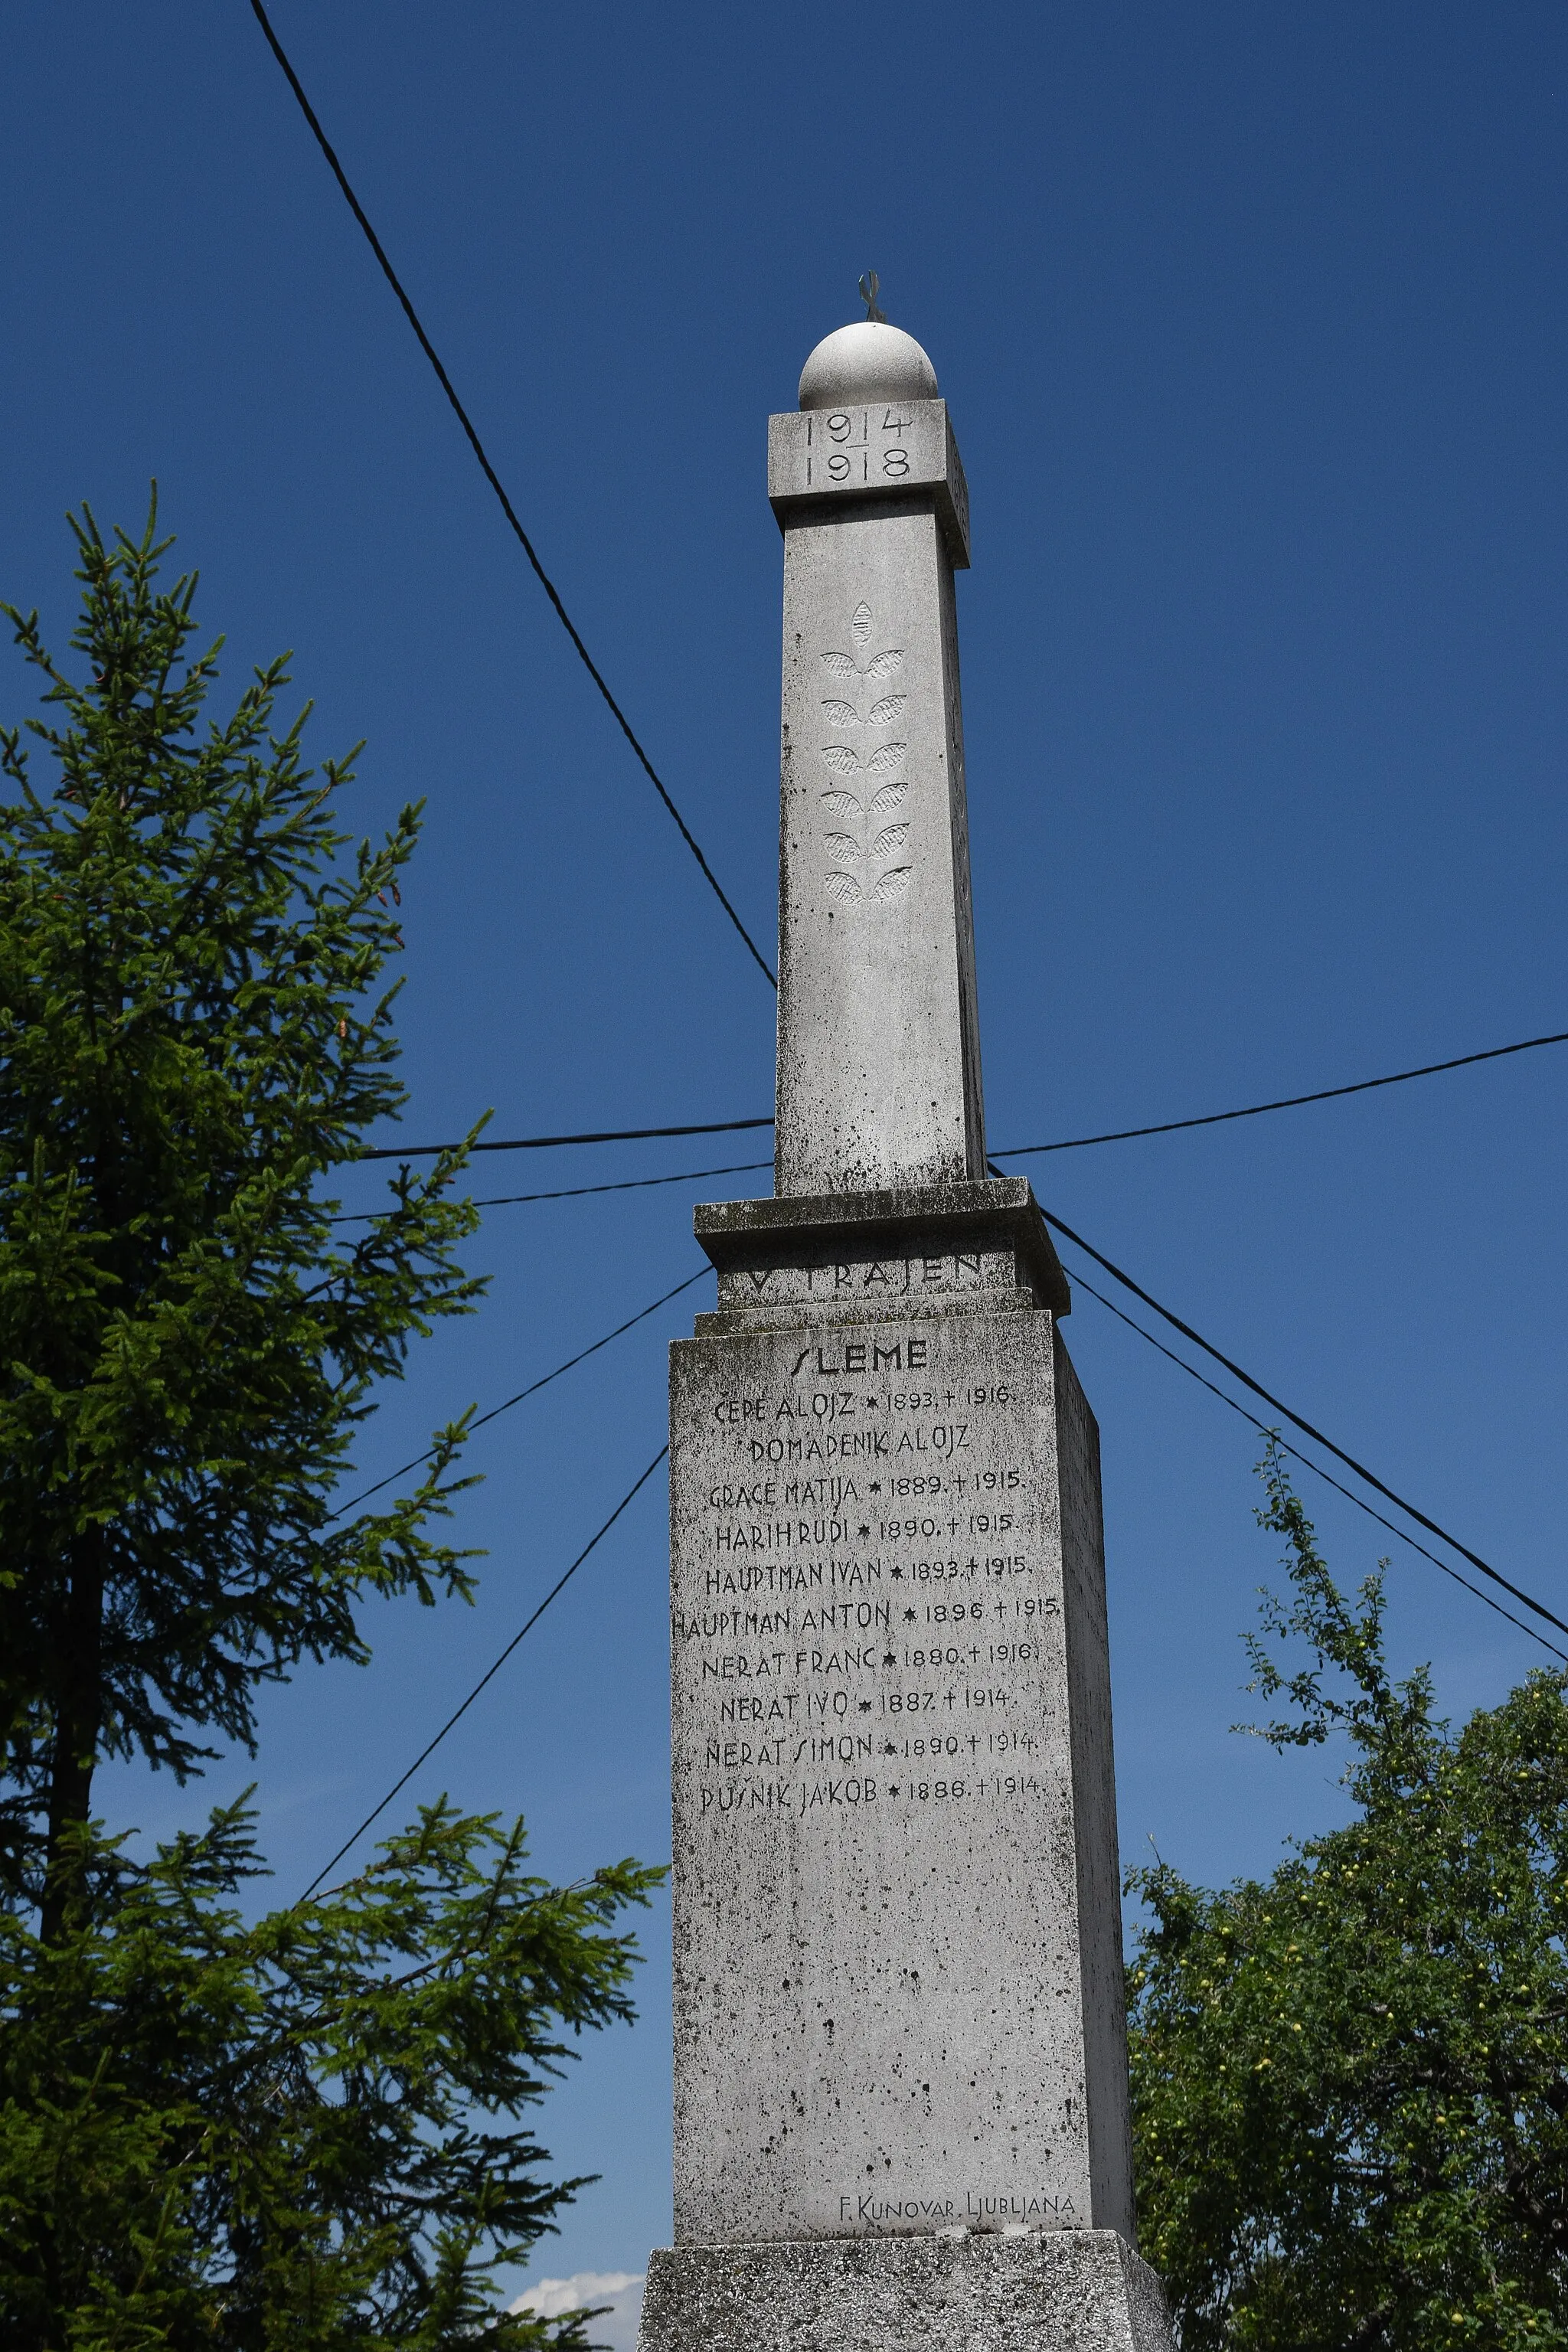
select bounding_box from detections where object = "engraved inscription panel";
[715,1243,1017,1315]
[766,399,971,567]
[799,400,925,492]
[669,1307,1106,2247]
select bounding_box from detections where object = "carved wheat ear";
[820,599,912,916]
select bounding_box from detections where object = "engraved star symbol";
[858,1524,871,1537]
[869,1481,882,1494]
[903,1608,917,1622]
[890,1565,903,1579]
[858,1699,872,1712]
[884,1742,897,1754]
[882,1652,896,1666]
[888,1784,900,1796]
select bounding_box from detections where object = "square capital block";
[769,400,971,569]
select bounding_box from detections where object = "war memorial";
[636,303,1176,2352]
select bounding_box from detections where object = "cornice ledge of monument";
[693,1175,1070,1318]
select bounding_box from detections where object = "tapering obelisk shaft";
[769,396,985,1193]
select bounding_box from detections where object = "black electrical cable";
[1024,1192,1568,1646]
[328,1266,706,1521]
[345,1022,1568,1167]
[1062,1259,1568,1665]
[298,1445,669,1902]
[247,0,776,991]
[358,1118,774,1163]
[327,1160,773,1223]
[991,1029,1568,1158]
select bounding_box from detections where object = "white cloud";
[509,2270,646,2348]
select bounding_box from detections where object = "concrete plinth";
[769,394,985,1197]
[637,2231,1174,2352]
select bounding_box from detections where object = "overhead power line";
[1061,1258,1567,1664]
[347,1023,1568,1168]
[299,1444,669,1902]
[328,1266,706,1521]
[358,1118,774,1164]
[328,1160,773,1223]
[296,1230,1566,1903]
[991,1029,1568,1158]
[247,0,776,990]
[1027,1194,1568,1648]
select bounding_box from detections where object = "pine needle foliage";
[0,1802,658,2350]
[0,506,661,2347]
[1128,1443,1568,2350]
[0,498,487,1923]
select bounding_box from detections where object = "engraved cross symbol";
[858,271,887,324]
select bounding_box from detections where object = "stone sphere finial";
[798,319,939,413]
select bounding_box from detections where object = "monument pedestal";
[639,2231,1172,2352]
[645,1181,1174,2347]
[670,1182,1130,2244]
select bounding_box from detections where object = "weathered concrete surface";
[638,2230,1174,2352]
[796,319,940,415]
[668,1192,1132,2249]
[769,398,971,566]
[645,315,1176,2352]
[694,1177,1070,1332]
[771,392,984,1197]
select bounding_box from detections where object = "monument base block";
[636,2231,1175,2352]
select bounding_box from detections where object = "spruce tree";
[0,505,657,2347]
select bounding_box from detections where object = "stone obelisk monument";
[639,306,1174,2351]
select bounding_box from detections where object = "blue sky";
[5,0,1566,2302]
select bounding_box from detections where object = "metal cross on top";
[858,269,887,322]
